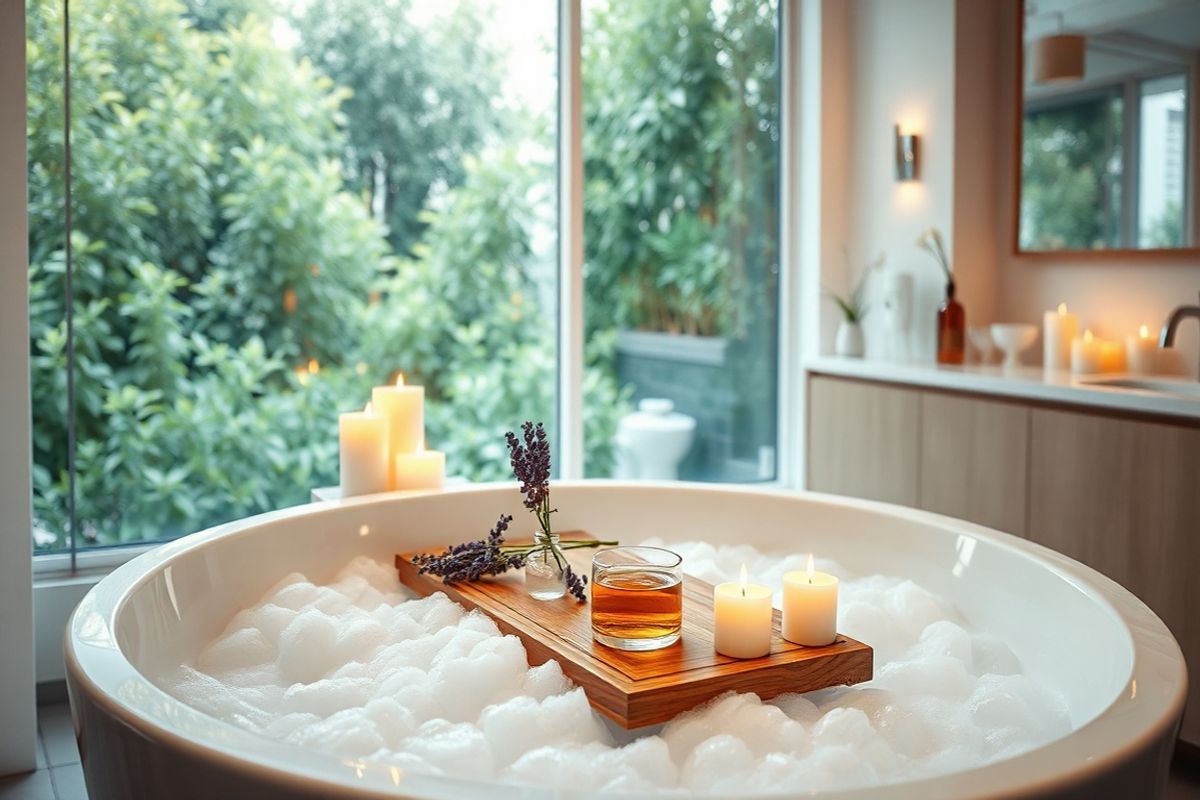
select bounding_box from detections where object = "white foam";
[160,545,1071,794]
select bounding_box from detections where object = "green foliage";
[288,0,502,255]
[26,0,623,550]
[26,0,776,551]
[1021,94,1123,250]
[582,0,778,340]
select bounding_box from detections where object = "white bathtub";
[65,482,1186,799]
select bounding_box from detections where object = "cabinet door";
[919,392,1029,536]
[807,376,919,506]
[1029,408,1200,744]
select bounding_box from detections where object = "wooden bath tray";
[395,532,873,728]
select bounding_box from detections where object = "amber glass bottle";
[937,280,965,365]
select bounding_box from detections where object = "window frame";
[32,0,798,578]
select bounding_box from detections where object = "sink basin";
[1081,376,1200,399]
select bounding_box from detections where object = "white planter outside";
[835,320,865,358]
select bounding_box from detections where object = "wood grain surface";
[396,532,873,728]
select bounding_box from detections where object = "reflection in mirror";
[1020,0,1199,252]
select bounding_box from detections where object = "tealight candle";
[372,373,424,488]
[782,554,838,647]
[1043,302,1078,371]
[1125,325,1160,375]
[1071,329,1125,375]
[713,565,773,659]
[338,403,389,497]
[394,447,445,490]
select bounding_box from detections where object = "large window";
[581,0,780,481]
[28,0,781,560]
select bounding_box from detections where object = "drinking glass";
[591,546,683,651]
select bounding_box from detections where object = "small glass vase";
[525,530,567,600]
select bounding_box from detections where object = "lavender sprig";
[565,565,588,603]
[506,421,554,534]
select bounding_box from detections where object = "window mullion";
[557,0,584,480]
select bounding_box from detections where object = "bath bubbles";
[160,545,1071,795]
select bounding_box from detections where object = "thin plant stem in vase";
[917,227,965,364]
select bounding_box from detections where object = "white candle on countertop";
[1043,302,1079,371]
[372,373,425,488]
[394,447,445,490]
[782,554,839,647]
[1071,329,1125,375]
[1125,325,1160,375]
[713,564,773,659]
[338,402,389,498]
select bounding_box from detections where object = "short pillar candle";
[338,403,389,498]
[713,565,773,659]
[781,554,839,646]
[394,448,445,490]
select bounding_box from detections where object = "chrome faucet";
[1160,291,1200,377]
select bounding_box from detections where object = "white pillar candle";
[1071,329,1125,375]
[713,565,773,659]
[338,403,389,497]
[394,448,445,490]
[372,373,425,488]
[1043,302,1079,371]
[782,554,839,647]
[1125,325,1160,375]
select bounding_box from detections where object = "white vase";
[881,271,914,360]
[835,320,865,358]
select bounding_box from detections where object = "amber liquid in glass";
[591,568,683,642]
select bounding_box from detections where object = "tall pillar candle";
[372,374,425,488]
[338,403,389,497]
[781,554,838,646]
[713,565,773,659]
[1043,302,1078,370]
[395,448,446,490]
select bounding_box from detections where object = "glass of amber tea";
[591,546,683,651]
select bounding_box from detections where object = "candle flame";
[1057,302,1067,316]
[1139,324,1149,339]
[739,564,747,596]
[807,553,815,584]
[395,373,406,387]
[1083,329,1093,343]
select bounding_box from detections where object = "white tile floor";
[2,702,1199,800]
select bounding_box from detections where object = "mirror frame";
[1013,0,1200,260]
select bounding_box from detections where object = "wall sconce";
[894,125,918,181]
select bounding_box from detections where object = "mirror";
[1018,0,1200,253]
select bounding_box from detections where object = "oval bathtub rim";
[65,482,1188,800]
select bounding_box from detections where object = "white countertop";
[805,356,1200,421]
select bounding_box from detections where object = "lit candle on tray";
[713,564,773,659]
[1071,329,1125,375]
[372,373,424,488]
[338,403,389,498]
[782,554,839,647]
[1125,325,1159,375]
[394,446,446,490]
[1043,302,1078,371]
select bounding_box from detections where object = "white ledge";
[804,356,1200,421]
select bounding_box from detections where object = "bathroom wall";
[988,2,1200,376]
[828,0,1003,362]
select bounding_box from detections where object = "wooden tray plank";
[395,531,872,728]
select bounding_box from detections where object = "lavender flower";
[506,421,552,516]
[565,565,588,603]
[411,513,525,584]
